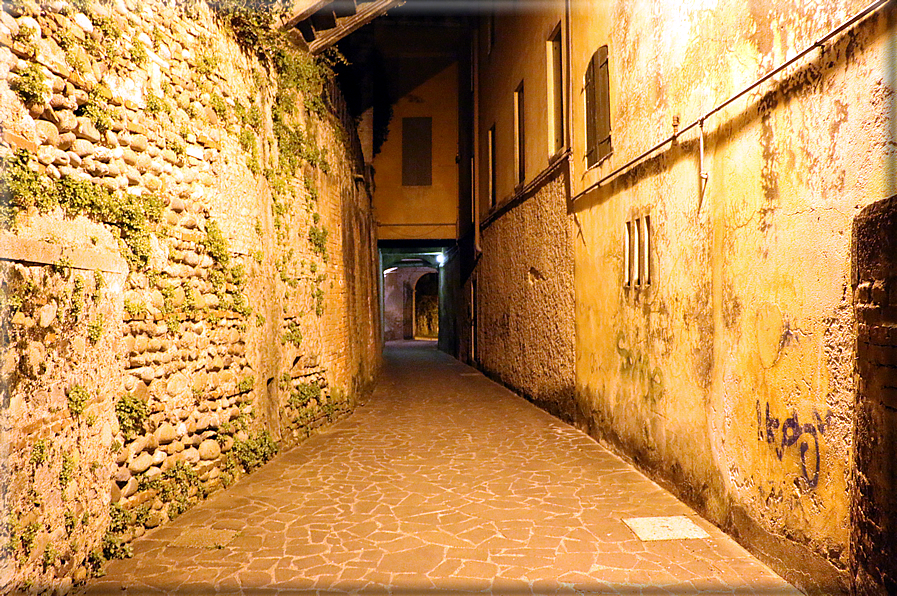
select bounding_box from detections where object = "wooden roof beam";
[307,0,405,54]
[282,0,334,30]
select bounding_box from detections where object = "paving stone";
[82,342,801,595]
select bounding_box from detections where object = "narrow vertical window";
[548,26,564,155]
[624,221,631,286]
[514,82,525,185]
[642,216,651,285]
[585,45,611,167]
[632,218,640,286]
[487,125,496,208]
[402,117,432,186]
[485,5,495,54]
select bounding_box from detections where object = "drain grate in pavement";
[169,528,238,549]
[622,516,710,541]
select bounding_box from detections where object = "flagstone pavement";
[83,341,801,595]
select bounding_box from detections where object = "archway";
[414,272,439,339]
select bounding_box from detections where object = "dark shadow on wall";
[851,193,897,596]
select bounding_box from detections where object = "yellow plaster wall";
[570,0,894,590]
[477,7,565,215]
[373,63,459,241]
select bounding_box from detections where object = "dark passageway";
[83,342,798,594]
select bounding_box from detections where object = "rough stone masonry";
[0,0,380,592]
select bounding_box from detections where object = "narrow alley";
[83,342,798,595]
[1,0,895,592]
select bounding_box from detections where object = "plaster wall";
[372,63,459,241]
[570,1,896,592]
[477,5,565,212]
[477,174,574,414]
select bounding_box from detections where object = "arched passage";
[382,266,437,341]
[414,272,439,339]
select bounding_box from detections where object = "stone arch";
[414,272,439,339]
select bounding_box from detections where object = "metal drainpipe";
[472,32,482,256]
[564,0,574,168]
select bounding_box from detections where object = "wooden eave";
[281,0,406,54]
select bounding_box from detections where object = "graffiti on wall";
[756,400,833,488]
[616,331,664,403]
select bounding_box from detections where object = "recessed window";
[514,82,525,185]
[624,214,651,289]
[547,25,564,155]
[585,45,611,168]
[402,117,432,186]
[485,8,495,54]
[624,221,631,287]
[631,218,640,286]
[642,216,651,285]
[487,124,496,209]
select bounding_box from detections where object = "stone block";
[3,129,37,153]
[199,439,220,461]
[121,477,138,498]
[71,139,94,157]
[182,447,200,463]
[74,117,101,142]
[155,422,177,445]
[57,132,75,150]
[34,119,59,146]
[129,451,153,474]
[872,280,889,306]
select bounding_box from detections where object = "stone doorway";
[851,194,897,595]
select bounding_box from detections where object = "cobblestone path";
[84,341,800,595]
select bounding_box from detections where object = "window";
[487,125,496,208]
[585,45,611,167]
[402,117,432,186]
[631,218,640,286]
[624,221,631,286]
[514,82,525,185]
[624,215,651,288]
[642,216,651,285]
[547,26,564,155]
[485,5,495,54]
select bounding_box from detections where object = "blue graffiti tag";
[755,400,832,489]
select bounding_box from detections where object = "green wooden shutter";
[596,45,612,161]
[585,57,597,166]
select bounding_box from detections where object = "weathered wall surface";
[571,1,894,592]
[477,173,574,415]
[0,0,380,592]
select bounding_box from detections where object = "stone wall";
[477,172,575,416]
[0,0,380,592]
[851,194,897,596]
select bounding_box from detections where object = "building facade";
[469,1,897,593]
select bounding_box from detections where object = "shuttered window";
[514,82,525,184]
[585,45,611,167]
[402,117,432,186]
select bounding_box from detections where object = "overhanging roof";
[281,0,406,54]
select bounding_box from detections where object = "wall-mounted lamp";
[436,254,446,266]
[384,267,398,274]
